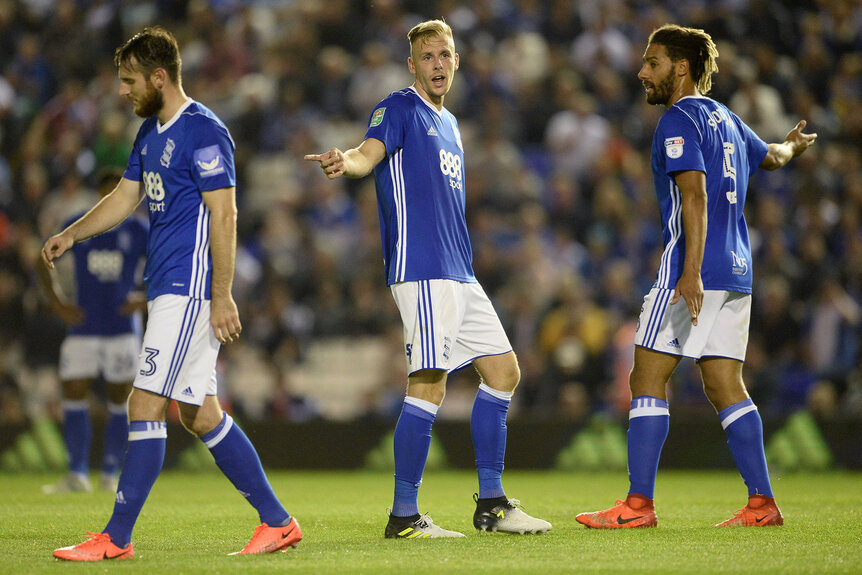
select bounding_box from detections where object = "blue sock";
[201,413,289,526]
[102,402,128,476]
[62,400,91,476]
[392,397,437,517]
[627,396,669,499]
[471,384,511,500]
[719,399,773,497]
[104,421,166,547]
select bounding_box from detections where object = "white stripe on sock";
[106,402,127,415]
[720,404,757,430]
[629,406,670,419]
[203,414,234,448]
[404,396,439,416]
[128,426,167,441]
[478,382,513,402]
[61,400,89,411]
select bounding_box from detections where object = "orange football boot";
[715,494,784,527]
[576,494,657,529]
[230,517,302,555]
[53,532,134,561]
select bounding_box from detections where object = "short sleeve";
[733,113,769,173]
[123,124,147,183]
[363,94,407,154]
[658,111,705,175]
[192,121,236,192]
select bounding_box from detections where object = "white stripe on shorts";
[420,280,436,370]
[644,288,672,348]
[162,298,202,398]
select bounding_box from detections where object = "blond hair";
[407,19,454,53]
[648,24,719,94]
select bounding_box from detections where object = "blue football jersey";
[650,96,769,293]
[65,213,148,336]
[364,87,475,285]
[123,100,236,300]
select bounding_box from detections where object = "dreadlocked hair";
[649,24,719,94]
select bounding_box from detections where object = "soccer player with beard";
[305,20,551,538]
[576,24,816,529]
[45,27,301,560]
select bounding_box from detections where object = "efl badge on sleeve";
[370,107,386,127]
[665,137,684,159]
[194,145,226,178]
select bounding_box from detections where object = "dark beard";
[646,66,676,106]
[135,81,164,118]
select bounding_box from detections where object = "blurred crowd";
[0,0,860,424]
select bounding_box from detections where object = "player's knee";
[407,384,445,405]
[179,415,214,437]
[502,362,521,392]
[701,380,747,410]
[178,401,225,437]
[628,370,664,399]
[61,380,91,400]
[481,362,520,394]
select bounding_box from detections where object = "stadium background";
[0,0,859,472]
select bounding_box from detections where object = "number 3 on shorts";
[140,347,159,377]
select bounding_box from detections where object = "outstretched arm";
[304,138,387,180]
[760,120,818,171]
[41,177,143,268]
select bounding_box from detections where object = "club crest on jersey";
[370,107,386,127]
[160,138,175,167]
[665,137,684,159]
[194,145,226,177]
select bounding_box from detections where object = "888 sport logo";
[144,171,166,212]
[439,148,462,191]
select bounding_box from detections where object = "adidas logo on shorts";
[668,338,681,349]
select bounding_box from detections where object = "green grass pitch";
[1,470,859,574]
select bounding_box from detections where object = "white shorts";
[390,279,512,375]
[59,333,141,383]
[634,288,751,361]
[133,294,219,406]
